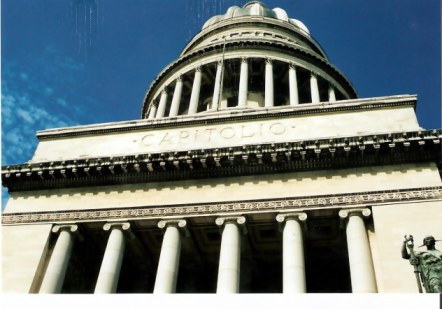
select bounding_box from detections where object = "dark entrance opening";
[304,216,351,293]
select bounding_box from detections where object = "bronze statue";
[402,235,442,293]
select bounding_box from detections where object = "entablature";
[2,129,441,192]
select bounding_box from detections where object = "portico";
[32,205,378,293]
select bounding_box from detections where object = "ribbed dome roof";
[202,1,310,36]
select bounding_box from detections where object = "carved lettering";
[269,122,286,135]
[179,130,190,142]
[160,132,173,145]
[220,127,235,139]
[141,134,156,146]
[140,121,297,149]
[205,128,216,141]
[240,125,255,138]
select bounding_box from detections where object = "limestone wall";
[2,224,52,293]
[370,201,442,292]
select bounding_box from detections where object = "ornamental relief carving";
[2,187,442,225]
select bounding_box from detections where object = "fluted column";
[148,102,158,119]
[188,66,202,115]
[215,216,246,294]
[94,222,131,294]
[339,208,377,293]
[238,58,248,108]
[156,89,168,118]
[169,77,183,117]
[39,224,78,293]
[289,63,299,106]
[212,61,224,111]
[310,72,320,103]
[154,219,187,294]
[265,58,274,108]
[328,86,336,102]
[276,212,307,293]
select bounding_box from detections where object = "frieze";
[2,186,442,225]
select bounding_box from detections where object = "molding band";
[2,187,441,225]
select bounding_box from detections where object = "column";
[39,224,79,293]
[94,222,131,294]
[215,216,246,294]
[310,72,320,103]
[265,58,274,108]
[188,66,202,115]
[212,61,223,111]
[169,76,183,117]
[154,219,187,294]
[238,58,248,108]
[148,102,158,119]
[276,212,307,293]
[328,86,336,102]
[339,208,377,293]
[156,89,168,119]
[289,63,299,106]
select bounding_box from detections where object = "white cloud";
[44,87,54,96]
[56,98,68,107]
[19,72,29,81]
[16,108,34,124]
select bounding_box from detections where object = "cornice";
[2,129,441,192]
[2,186,442,225]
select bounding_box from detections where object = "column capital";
[195,66,202,72]
[241,57,248,63]
[217,60,223,66]
[339,208,371,219]
[289,62,297,70]
[158,219,187,229]
[215,216,246,226]
[103,222,134,240]
[103,222,131,231]
[161,88,168,94]
[52,224,78,234]
[176,75,183,82]
[276,212,307,223]
[265,57,273,64]
[310,71,318,78]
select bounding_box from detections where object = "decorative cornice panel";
[2,186,441,225]
[2,129,441,192]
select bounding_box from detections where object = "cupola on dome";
[202,1,310,36]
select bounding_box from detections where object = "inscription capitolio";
[140,121,295,148]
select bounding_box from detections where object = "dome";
[202,1,310,36]
[141,1,357,119]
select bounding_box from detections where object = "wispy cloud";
[2,81,78,166]
[1,47,94,166]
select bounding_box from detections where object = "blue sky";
[1,0,441,207]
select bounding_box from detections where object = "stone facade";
[2,2,441,294]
